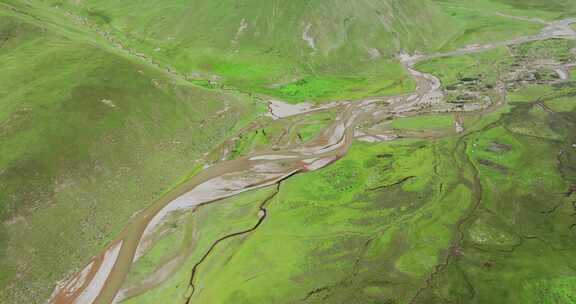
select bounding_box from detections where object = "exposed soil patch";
[478,158,509,174]
[367,176,416,191]
[486,141,512,154]
[566,184,576,197]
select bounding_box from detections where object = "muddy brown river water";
[48,17,576,304]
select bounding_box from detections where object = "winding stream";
[48,17,576,304]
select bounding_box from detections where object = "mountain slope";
[32,0,462,102]
[32,0,567,102]
[0,4,260,303]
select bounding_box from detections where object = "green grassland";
[418,83,576,303]
[2,0,576,303]
[512,38,576,62]
[390,114,455,132]
[16,0,573,103]
[122,186,279,301]
[33,0,458,102]
[495,0,576,16]
[126,137,471,303]
[0,6,263,303]
[124,81,576,304]
[120,34,576,303]
[432,5,541,51]
[225,110,337,160]
[416,48,512,90]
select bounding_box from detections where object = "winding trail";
[47,15,576,304]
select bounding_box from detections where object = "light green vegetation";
[33,0,458,102]
[431,1,545,51]
[437,0,576,21]
[415,47,512,106]
[0,6,262,304]
[122,37,576,303]
[416,48,511,89]
[507,84,556,103]
[545,95,576,112]
[522,276,576,303]
[122,186,278,300]
[390,114,455,131]
[2,0,576,303]
[189,89,576,303]
[494,0,576,17]
[265,65,415,102]
[293,112,336,142]
[126,137,478,303]
[226,110,337,160]
[17,0,570,103]
[511,38,576,62]
[417,81,576,302]
[428,0,576,62]
[205,109,338,162]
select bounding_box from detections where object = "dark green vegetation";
[2,0,576,303]
[417,83,576,303]
[416,48,510,95]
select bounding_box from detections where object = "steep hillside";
[28,0,567,102]
[0,3,261,303]
[29,0,462,101]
